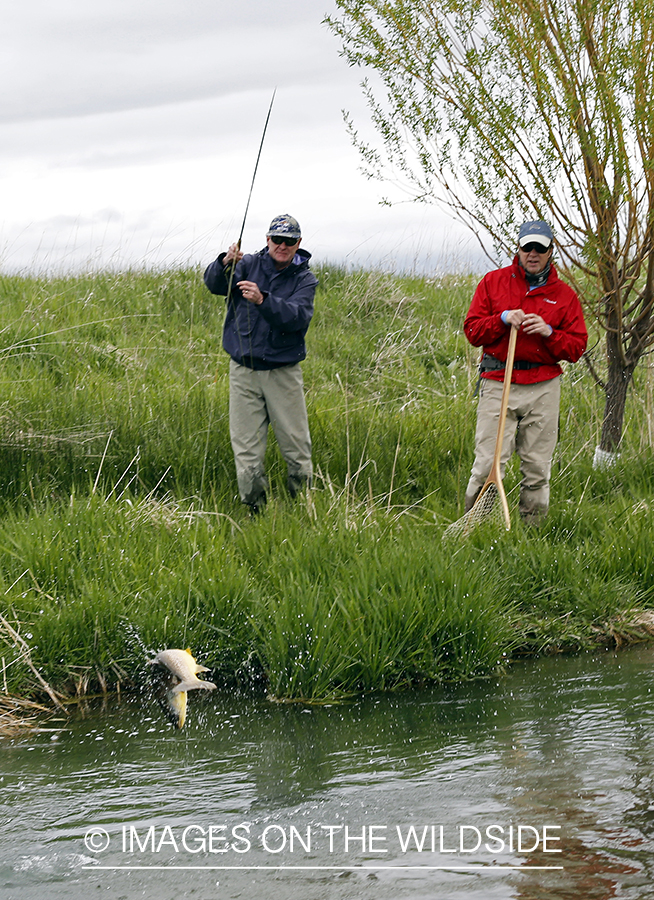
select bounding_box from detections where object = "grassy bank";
[0,265,653,704]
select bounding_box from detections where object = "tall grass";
[0,265,652,702]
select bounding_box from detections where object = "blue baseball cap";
[267,214,301,240]
[518,220,553,248]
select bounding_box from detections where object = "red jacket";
[464,258,588,384]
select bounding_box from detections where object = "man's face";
[267,235,301,269]
[518,243,553,275]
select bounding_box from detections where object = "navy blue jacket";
[204,247,318,369]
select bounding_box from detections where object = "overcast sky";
[0,0,483,275]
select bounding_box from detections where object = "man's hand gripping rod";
[224,89,277,291]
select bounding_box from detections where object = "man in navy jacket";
[204,214,317,512]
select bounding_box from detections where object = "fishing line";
[182,90,277,645]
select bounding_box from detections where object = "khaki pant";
[229,360,312,505]
[464,376,561,521]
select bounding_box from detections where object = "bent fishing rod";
[224,88,276,363]
[236,87,276,249]
[224,86,276,286]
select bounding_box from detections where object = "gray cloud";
[0,0,476,274]
[3,1,342,123]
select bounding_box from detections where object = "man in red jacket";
[463,220,587,524]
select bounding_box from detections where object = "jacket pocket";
[270,328,301,349]
[235,305,255,338]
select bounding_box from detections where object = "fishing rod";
[222,86,277,275]
[224,88,276,365]
[236,87,276,250]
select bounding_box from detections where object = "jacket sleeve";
[463,275,507,348]
[204,253,239,296]
[257,272,317,332]
[547,290,588,363]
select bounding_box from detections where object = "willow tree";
[327,0,654,453]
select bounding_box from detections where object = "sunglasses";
[270,235,299,247]
[521,242,551,254]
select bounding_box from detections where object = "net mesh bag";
[445,326,517,541]
[443,483,508,539]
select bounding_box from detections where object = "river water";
[2,645,654,900]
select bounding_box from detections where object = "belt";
[479,353,542,373]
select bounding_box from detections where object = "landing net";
[443,483,507,539]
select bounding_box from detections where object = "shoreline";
[3,609,654,736]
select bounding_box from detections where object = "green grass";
[0,264,652,702]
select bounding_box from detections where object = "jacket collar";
[259,246,312,274]
[511,255,558,288]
